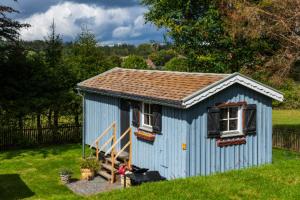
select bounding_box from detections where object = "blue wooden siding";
[84,93,121,150]
[186,84,273,176]
[131,106,188,179]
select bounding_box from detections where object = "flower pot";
[80,168,95,180]
[60,174,71,184]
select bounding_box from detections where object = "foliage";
[80,157,99,171]
[164,57,189,72]
[149,49,177,66]
[0,1,30,41]
[122,55,148,69]
[1,144,300,199]
[224,0,300,85]
[59,168,73,176]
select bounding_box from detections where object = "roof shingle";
[77,68,229,105]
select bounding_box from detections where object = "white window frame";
[141,102,154,132]
[220,106,244,138]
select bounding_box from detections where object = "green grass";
[1,144,300,199]
[273,110,300,125]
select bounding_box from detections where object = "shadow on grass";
[0,143,81,160]
[0,174,35,200]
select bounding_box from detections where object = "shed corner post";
[78,90,86,159]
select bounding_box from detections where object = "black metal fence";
[0,124,82,150]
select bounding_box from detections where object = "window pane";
[229,119,237,130]
[144,103,149,114]
[144,114,149,125]
[220,108,228,119]
[229,107,238,118]
[150,116,154,126]
[220,120,228,131]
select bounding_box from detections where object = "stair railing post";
[96,141,99,160]
[111,122,117,183]
[129,128,132,169]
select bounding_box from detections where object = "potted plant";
[80,157,99,180]
[59,168,73,184]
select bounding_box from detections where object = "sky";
[3,0,165,45]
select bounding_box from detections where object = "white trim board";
[182,73,284,108]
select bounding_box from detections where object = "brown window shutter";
[243,104,257,134]
[152,104,162,133]
[207,107,220,138]
[132,101,140,127]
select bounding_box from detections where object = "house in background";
[77,67,283,181]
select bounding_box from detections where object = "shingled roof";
[77,67,283,108]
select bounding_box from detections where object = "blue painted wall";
[83,83,273,179]
[131,106,188,179]
[186,84,273,176]
[84,93,121,151]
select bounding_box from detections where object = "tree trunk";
[47,109,52,127]
[18,115,23,130]
[37,113,42,143]
[53,109,59,143]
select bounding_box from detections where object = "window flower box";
[135,131,155,142]
[217,137,246,147]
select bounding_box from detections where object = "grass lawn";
[273,109,300,125]
[1,144,300,199]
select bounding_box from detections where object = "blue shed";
[77,68,283,182]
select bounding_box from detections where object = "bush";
[121,55,148,69]
[164,57,189,72]
[149,49,177,66]
[59,168,73,176]
[80,157,100,171]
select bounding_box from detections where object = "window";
[142,103,154,129]
[219,106,242,137]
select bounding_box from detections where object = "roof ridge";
[118,68,231,76]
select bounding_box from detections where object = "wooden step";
[98,170,112,180]
[101,163,117,172]
[105,157,121,165]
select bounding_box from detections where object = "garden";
[0,110,299,200]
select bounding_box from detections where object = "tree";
[149,49,177,66]
[121,55,148,69]
[224,0,300,86]
[142,0,268,73]
[165,57,189,72]
[0,1,29,42]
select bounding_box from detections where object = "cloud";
[18,1,163,44]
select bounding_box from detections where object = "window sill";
[220,131,244,138]
[139,126,153,133]
[217,136,246,147]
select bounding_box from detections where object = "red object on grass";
[118,165,127,175]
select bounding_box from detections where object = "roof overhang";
[182,73,284,108]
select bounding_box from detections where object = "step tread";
[105,157,121,165]
[101,163,117,172]
[98,170,112,180]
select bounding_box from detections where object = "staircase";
[89,121,132,183]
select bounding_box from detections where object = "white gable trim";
[182,73,284,108]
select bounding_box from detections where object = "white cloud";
[18,1,160,44]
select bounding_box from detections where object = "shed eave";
[181,73,284,108]
[76,85,184,109]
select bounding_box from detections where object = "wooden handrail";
[114,141,130,159]
[90,121,115,149]
[99,135,114,152]
[105,127,131,156]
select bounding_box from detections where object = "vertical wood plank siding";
[84,93,121,150]
[131,106,188,179]
[186,84,273,176]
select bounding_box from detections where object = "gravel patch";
[67,176,123,196]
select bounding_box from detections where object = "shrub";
[80,157,99,172]
[59,168,73,176]
[121,55,148,69]
[164,57,189,72]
